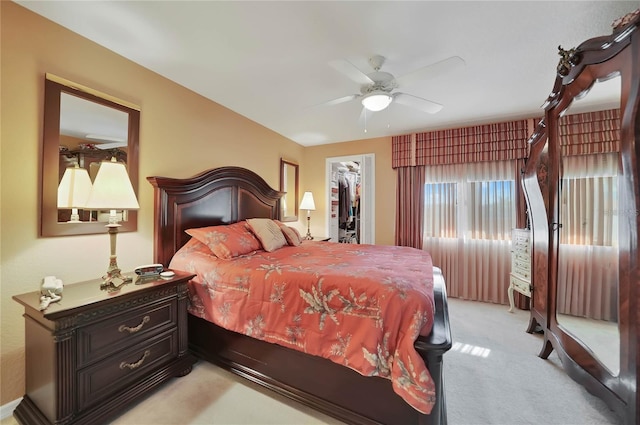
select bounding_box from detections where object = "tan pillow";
[274,220,303,246]
[246,218,287,252]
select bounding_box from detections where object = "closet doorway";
[325,154,375,244]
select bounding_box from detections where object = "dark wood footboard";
[189,271,451,425]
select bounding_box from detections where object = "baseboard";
[0,398,22,420]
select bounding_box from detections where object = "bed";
[148,166,452,425]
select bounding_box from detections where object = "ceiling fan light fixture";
[361,92,393,112]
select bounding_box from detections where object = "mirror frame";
[41,74,140,236]
[279,159,299,222]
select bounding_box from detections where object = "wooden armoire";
[522,9,639,425]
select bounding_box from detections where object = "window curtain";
[415,120,529,166]
[422,160,516,303]
[556,108,621,321]
[395,166,425,249]
[393,120,532,304]
[394,134,427,248]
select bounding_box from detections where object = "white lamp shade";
[361,91,393,112]
[85,159,139,210]
[57,165,93,208]
[300,191,316,210]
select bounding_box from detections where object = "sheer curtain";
[423,160,516,302]
[393,120,531,304]
[557,152,619,320]
[555,109,621,321]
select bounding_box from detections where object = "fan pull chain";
[364,109,368,133]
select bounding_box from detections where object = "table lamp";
[299,191,316,240]
[85,158,139,290]
[57,164,93,222]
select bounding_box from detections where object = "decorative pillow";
[246,218,287,252]
[274,220,303,246]
[185,221,262,259]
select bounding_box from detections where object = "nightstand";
[12,270,196,425]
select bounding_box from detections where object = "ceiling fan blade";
[394,93,443,114]
[395,56,465,88]
[329,59,374,85]
[316,94,359,107]
[95,141,127,149]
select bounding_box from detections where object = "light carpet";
[3,298,622,425]
[443,298,619,425]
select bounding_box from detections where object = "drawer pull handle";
[120,350,151,370]
[118,316,150,334]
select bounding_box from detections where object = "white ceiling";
[16,1,639,147]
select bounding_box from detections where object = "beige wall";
[0,2,306,404]
[0,0,395,405]
[303,137,396,246]
[0,2,400,405]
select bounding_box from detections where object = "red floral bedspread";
[170,240,436,413]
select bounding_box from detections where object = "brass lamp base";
[100,223,132,293]
[101,268,133,293]
[305,215,313,240]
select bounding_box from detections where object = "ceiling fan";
[323,54,465,115]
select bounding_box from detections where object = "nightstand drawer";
[77,329,178,411]
[77,297,177,367]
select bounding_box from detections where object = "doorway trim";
[325,154,375,244]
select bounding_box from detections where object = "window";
[468,180,515,241]
[424,182,457,238]
[560,153,619,247]
[422,160,516,303]
[423,163,515,243]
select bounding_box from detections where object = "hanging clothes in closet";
[338,173,351,228]
[338,169,360,243]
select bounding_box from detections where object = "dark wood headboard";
[147,166,284,267]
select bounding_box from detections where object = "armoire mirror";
[279,159,299,222]
[41,74,140,236]
[556,76,621,375]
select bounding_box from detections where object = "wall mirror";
[279,159,299,222]
[41,74,140,236]
[556,75,622,375]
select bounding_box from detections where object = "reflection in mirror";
[280,159,299,222]
[58,93,130,223]
[41,74,140,237]
[556,75,621,375]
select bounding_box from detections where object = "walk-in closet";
[325,154,375,245]
[329,161,361,243]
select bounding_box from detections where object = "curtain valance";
[559,108,620,156]
[392,119,532,168]
[391,134,415,168]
